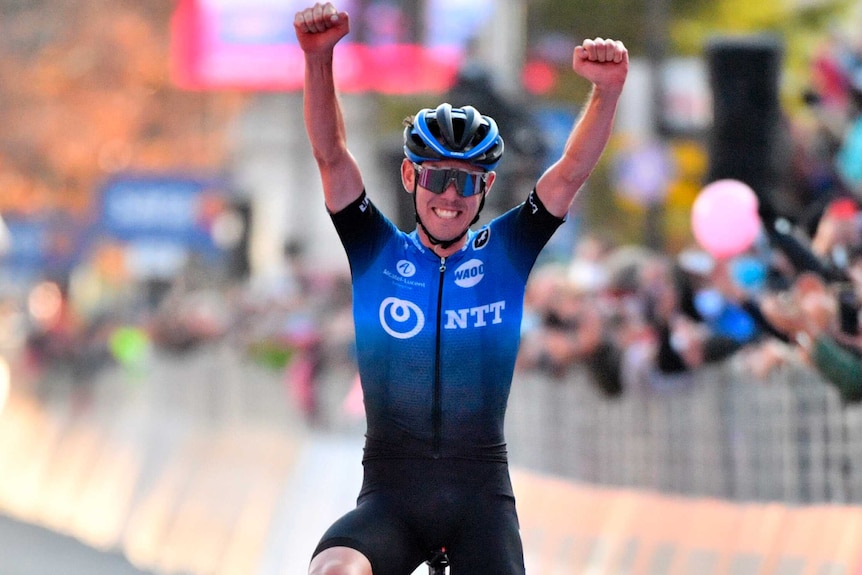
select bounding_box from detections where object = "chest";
[355,245,523,340]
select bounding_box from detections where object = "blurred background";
[2,0,862,573]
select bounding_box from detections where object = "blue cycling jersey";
[331,190,563,461]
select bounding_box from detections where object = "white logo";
[528,191,539,214]
[473,228,490,250]
[453,259,485,288]
[444,301,505,329]
[379,297,425,339]
[396,260,416,278]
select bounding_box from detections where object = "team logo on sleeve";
[528,191,540,214]
[472,228,491,250]
[379,297,425,339]
[453,259,485,288]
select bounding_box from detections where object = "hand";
[573,38,628,94]
[760,291,804,336]
[800,290,837,335]
[792,272,836,337]
[294,2,350,54]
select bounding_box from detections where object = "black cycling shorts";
[311,457,525,575]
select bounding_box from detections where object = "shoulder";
[484,189,566,239]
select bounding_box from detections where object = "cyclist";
[295,3,628,574]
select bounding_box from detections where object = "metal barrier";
[5,343,862,574]
[506,359,862,504]
[76,344,862,506]
[14,343,862,509]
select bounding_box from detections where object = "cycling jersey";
[331,189,564,462]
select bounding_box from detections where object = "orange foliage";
[0,0,248,217]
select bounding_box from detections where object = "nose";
[444,179,460,195]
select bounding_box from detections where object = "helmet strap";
[412,179,485,251]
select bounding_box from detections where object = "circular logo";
[379,297,425,339]
[473,228,491,250]
[454,259,485,288]
[396,260,417,278]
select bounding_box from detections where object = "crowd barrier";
[0,344,861,573]
[506,360,862,505]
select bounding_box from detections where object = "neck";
[413,195,469,256]
[417,223,467,258]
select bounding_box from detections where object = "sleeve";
[329,190,398,276]
[763,218,843,282]
[500,188,566,277]
[810,334,862,403]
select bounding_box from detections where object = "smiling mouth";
[432,207,461,220]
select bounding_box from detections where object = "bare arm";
[535,38,628,218]
[294,2,363,212]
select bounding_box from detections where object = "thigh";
[312,496,425,575]
[448,493,526,575]
[309,546,370,575]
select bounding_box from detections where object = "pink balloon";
[691,179,761,259]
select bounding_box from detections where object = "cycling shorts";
[311,457,525,575]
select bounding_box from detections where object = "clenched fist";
[294,2,350,54]
[573,37,628,94]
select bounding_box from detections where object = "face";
[401,158,495,251]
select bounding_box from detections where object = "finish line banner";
[170,0,493,93]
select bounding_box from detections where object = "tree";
[0,0,246,217]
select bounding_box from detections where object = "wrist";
[590,84,624,102]
[304,50,336,65]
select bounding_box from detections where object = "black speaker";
[705,35,784,220]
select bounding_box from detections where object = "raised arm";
[294,2,364,212]
[535,38,628,218]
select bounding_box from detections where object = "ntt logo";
[454,259,485,288]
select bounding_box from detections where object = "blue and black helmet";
[403,103,504,170]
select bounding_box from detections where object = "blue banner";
[0,214,85,279]
[99,174,225,253]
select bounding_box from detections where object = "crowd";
[518,214,862,401]
[12,198,861,421]
[2,239,357,421]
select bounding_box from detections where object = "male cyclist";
[295,3,628,574]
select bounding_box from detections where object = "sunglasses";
[414,164,488,197]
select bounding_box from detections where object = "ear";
[401,158,416,193]
[483,171,497,195]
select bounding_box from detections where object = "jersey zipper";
[433,255,446,458]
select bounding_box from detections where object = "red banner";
[170,0,463,93]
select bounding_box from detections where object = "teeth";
[434,208,459,219]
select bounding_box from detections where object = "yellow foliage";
[670,141,708,181]
[671,0,856,111]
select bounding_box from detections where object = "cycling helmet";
[403,103,504,170]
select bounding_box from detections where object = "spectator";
[760,271,862,402]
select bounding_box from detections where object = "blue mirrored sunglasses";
[414,164,488,197]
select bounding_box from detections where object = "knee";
[308,547,372,575]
